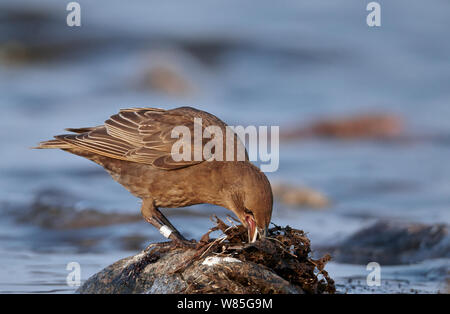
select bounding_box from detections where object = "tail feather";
[33,138,72,149]
[34,126,98,149]
[65,126,99,134]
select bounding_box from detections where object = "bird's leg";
[140,199,188,243]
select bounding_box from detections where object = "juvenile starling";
[35,107,273,244]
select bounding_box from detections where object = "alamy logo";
[366,262,381,286]
[366,2,381,27]
[66,2,81,27]
[66,262,81,287]
[170,118,279,172]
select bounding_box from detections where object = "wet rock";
[13,189,141,229]
[282,113,403,140]
[0,6,128,64]
[141,64,193,97]
[77,218,335,294]
[272,183,330,208]
[135,50,201,97]
[320,221,449,265]
[0,7,73,64]
[118,234,149,251]
[17,203,141,229]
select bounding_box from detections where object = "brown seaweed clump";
[176,216,335,294]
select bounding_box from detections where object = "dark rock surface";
[320,221,449,265]
[12,189,142,230]
[282,113,403,140]
[271,183,330,208]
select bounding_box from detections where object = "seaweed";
[174,216,335,294]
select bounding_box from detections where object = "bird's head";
[226,164,273,243]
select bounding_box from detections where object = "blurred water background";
[0,0,449,293]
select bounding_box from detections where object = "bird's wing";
[55,107,247,170]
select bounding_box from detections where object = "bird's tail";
[33,126,97,149]
[64,127,98,134]
[32,138,71,149]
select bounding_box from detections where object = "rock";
[13,189,141,229]
[0,6,106,64]
[77,218,335,294]
[272,183,330,208]
[319,221,449,265]
[78,244,300,294]
[142,64,193,97]
[282,113,403,140]
[118,234,150,251]
[136,50,200,97]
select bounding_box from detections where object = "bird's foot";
[170,236,197,249]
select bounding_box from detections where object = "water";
[0,0,449,293]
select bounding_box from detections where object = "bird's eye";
[244,208,253,216]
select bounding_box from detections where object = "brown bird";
[35,107,273,244]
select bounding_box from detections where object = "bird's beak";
[245,217,269,243]
[248,226,258,243]
[245,216,258,243]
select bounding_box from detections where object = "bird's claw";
[171,236,196,248]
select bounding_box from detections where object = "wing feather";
[53,106,247,170]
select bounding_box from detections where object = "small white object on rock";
[124,250,147,268]
[202,256,241,266]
